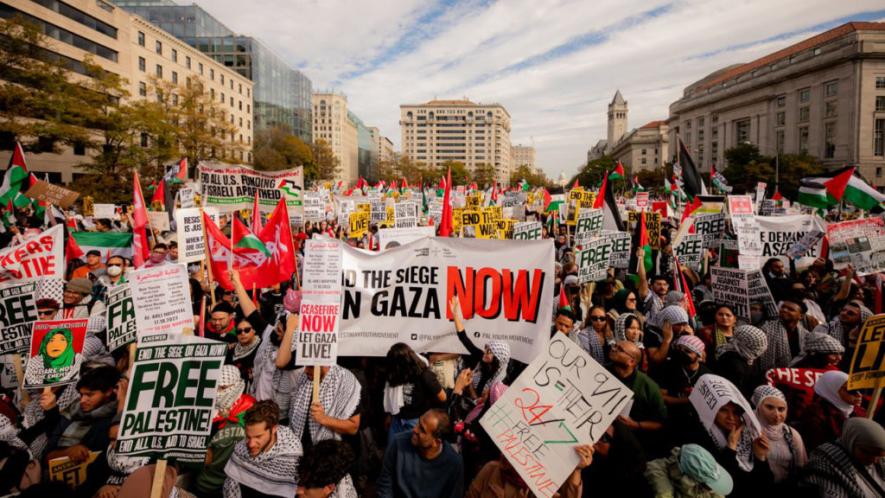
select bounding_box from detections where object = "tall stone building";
[400,99,512,183]
[609,121,669,173]
[312,93,358,185]
[667,21,885,190]
[607,90,628,150]
[511,144,536,171]
[369,127,395,163]
[0,0,253,182]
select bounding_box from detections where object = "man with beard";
[758,299,810,373]
[608,341,667,455]
[656,335,711,446]
[812,300,873,366]
[377,409,463,498]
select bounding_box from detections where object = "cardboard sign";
[827,218,885,276]
[129,264,193,337]
[0,224,65,284]
[23,318,88,388]
[848,314,885,390]
[349,210,370,239]
[24,179,80,208]
[177,188,195,208]
[577,237,611,283]
[174,207,218,264]
[628,211,662,249]
[566,190,596,226]
[92,204,116,220]
[106,284,136,351]
[377,227,436,252]
[602,230,632,269]
[48,451,101,488]
[480,335,632,498]
[198,162,303,213]
[674,234,704,271]
[295,240,342,366]
[0,278,63,354]
[513,221,543,240]
[574,209,604,246]
[690,374,760,441]
[116,333,225,462]
[693,213,725,249]
[147,211,171,232]
[395,202,418,228]
[303,192,325,223]
[728,195,763,256]
[711,267,751,319]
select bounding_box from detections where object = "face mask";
[750,311,765,325]
[107,265,122,277]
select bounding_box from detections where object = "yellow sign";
[452,208,463,233]
[566,190,596,226]
[49,451,100,488]
[381,206,395,228]
[628,211,662,249]
[356,203,371,214]
[349,211,370,238]
[497,219,515,239]
[81,196,94,217]
[466,192,483,209]
[848,314,885,390]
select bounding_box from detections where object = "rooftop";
[640,120,665,129]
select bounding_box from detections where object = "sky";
[197,0,885,180]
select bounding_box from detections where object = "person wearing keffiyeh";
[288,365,361,452]
[713,324,768,397]
[802,417,885,498]
[812,299,873,370]
[757,299,810,374]
[750,385,807,486]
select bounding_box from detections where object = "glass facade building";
[349,111,377,180]
[113,1,313,142]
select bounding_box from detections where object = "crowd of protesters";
[0,198,884,498]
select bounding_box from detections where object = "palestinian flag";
[541,188,552,211]
[677,139,707,199]
[150,179,166,211]
[233,217,271,257]
[165,158,188,184]
[632,175,645,192]
[801,166,853,204]
[771,190,783,201]
[1,200,14,228]
[797,180,829,209]
[572,178,580,190]
[594,171,624,231]
[609,162,625,181]
[843,174,885,210]
[0,142,31,210]
[519,179,531,192]
[70,231,134,262]
[638,211,653,272]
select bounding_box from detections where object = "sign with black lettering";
[577,238,611,283]
[711,267,750,319]
[755,215,826,266]
[116,333,225,462]
[574,209,604,246]
[602,230,631,269]
[24,319,88,388]
[480,335,632,498]
[106,284,136,351]
[295,240,342,366]
[693,213,725,249]
[174,207,219,264]
[0,278,63,354]
[130,265,193,337]
[848,314,885,390]
[198,162,303,214]
[628,211,662,249]
[674,234,704,271]
[513,221,542,240]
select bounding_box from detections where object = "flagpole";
[200,207,217,308]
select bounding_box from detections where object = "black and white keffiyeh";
[717,324,768,365]
[471,341,510,391]
[613,313,644,349]
[759,320,808,372]
[690,374,760,473]
[288,366,360,444]
[232,337,261,362]
[106,443,150,485]
[250,325,295,414]
[814,300,874,347]
[224,425,301,498]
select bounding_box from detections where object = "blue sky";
[201,0,885,180]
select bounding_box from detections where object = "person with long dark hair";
[383,343,446,440]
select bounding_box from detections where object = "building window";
[776,129,785,153]
[824,80,838,97]
[875,119,885,156]
[238,101,242,111]
[877,96,885,112]
[826,101,839,118]
[140,132,149,147]
[239,83,242,94]
[185,56,191,69]
[199,62,203,75]
[776,111,785,126]
[799,126,809,154]
[155,40,162,55]
[171,71,177,84]
[221,74,225,85]
[799,87,811,103]
[876,77,885,89]
[172,94,178,105]
[824,121,836,159]
[877,167,882,178]
[210,69,214,81]
[776,95,786,107]
[138,56,145,72]
[798,107,810,123]
[73,141,85,155]
[138,31,145,46]
[641,148,647,155]
[138,81,146,97]
[735,118,751,144]
[155,64,162,78]
[641,158,647,165]
[221,92,225,103]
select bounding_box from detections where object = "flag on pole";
[801,166,853,203]
[609,162,625,181]
[70,232,134,262]
[150,179,166,211]
[165,158,188,184]
[0,142,31,211]
[572,178,580,190]
[638,211,653,272]
[251,192,262,233]
[677,139,708,199]
[804,166,884,210]
[632,175,645,192]
[438,167,453,237]
[131,172,151,268]
[796,180,829,209]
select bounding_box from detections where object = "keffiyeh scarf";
[717,325,768,365]
[289,366,360,443]
[759,320,808,372]
[472,341,510,391]
[224,425,301,498]
[232,337,261,362]
[576,327,606,364]
[216,365,246,418]
[613,313,644,349]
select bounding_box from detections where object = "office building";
[511,144,536,171]
[369,127,395,164]
[312,92,358,185]
[608,121,669,173]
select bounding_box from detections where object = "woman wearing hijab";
[24,327,83,387]
[802,417,885,498]
[750,386,807,488]
[611,288,639,315]
[698,304,737,370]
[450,296,512,398]
[712,325,768,397]
[611,313,647,372]
[798,370,865,452]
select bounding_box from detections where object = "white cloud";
[194,0,885,179]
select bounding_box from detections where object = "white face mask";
[107,265,123,277]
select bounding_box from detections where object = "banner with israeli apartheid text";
[116,333,225,462]
[198,162,303,213]
[339,237,555,363]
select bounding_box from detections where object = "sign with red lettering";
[295,239,342,366]
[0,225,64,284]
[480,335,632,498]
[339,237,555,363]
[129,264,193,337]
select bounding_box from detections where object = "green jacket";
[645,448,724,498]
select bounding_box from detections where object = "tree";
[571,155,616,188]
[437,161,470,185]
[721,150,824,199]
[636,167,668,195]
[510,165,550,189]
[473,163,497,187]
[307,139,340,183]
[253,126,312,171]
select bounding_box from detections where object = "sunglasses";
[589,316,606,322]
[236,327,253,334]
[38,309,57,316]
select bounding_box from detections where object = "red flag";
[132,172,150,267]
[542,188,552,210]
[251,192,262,233]
[559,283,569,310]
[681,196,702,224]
[401,178,409,189]
[438,167,453,237]
[174,157,188,182]
[771,190,783,201]
[356,177,367,190]
[150,179,166,210]
[390,180,398,191]
[674,256,697,318]
[572,178,580,189]
[65,228,84,262]
[822,166,855,201]
[592,172,607,209]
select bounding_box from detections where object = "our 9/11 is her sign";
[480,335,633,498]
[116,333,225,462]
[295,239,343,366]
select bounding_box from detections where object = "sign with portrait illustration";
[23,319,88,389]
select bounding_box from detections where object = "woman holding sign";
[24,327,83,387]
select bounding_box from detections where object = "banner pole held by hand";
[312,366,320,403]
[868,378,883,420]
[150,458,167,498]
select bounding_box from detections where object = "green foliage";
[438,161,470,185]
[721,143,824,198]
[571,155,616,188]
[306,139,340,184]
[510,164,551,189]
[253,126,313,172]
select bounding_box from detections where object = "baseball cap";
[678,444,733,496]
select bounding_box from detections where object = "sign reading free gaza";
[116,333,226,462]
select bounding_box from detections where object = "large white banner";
[198,162,303,213]
[0,224,64,284]
[756,215,826,265]
[376,226,435,252]
[339,238,555,362]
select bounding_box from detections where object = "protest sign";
[106,284,136,351]
[198,162,303,213]
[574,209,604,246]
[116,333,224,462]
[23,318,88,388]
[786,229,824,260]
[711,267,750,318]
[147,211,171,232]
[848,314,885,390]
[567,190,596,225]
[0,224,64,283]
[339,237,554,363]
[827,218,885,276]
[635,191,649,211]
[513,221,542,240]
[628,211,662,249]
[577,237,611,283]
[370,194,386,223]
[690,374,760,440]
[295,240,343,366]
[23,179,80,208]
[349,210,370,238]
[337,199,355,227]
[746,269,779,318]
[92,203,116,220]
[693,213,726,249]
[728,195,764,255]
[497,219,514,240]
[377,226,436,251]
[756,215,826,265]
[177,187,195,208]
[395,202,418,228]
[755,182,767,212]
[49,451,101,488]
[174,208,218,264]
[303,192,325,223]
[480,335,632,498]
[129,264,193,337]
[602,230,631,269]
[0,278,63,355]
[674,234,704,271]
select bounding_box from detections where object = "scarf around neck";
[288,365,360,444]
